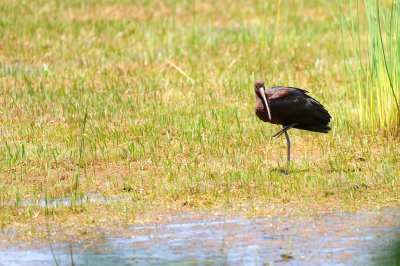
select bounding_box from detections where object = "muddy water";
[1,209,399,265]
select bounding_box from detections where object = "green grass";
[0,0,399,232]
[340,0,400,134]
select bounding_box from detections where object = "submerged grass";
[0,0,399,233]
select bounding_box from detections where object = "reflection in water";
[1,209,399,265]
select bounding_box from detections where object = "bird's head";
[254,79,265,91]
[254,79,272,120]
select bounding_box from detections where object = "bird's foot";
[280,169,289,175]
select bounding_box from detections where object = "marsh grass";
[340,0,400,134]
[0,0,398,234]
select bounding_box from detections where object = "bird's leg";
[284,130,291,172]
[272,125,291,138]
[272,123,297,138]
[273,124,296,174]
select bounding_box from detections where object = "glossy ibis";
[254,79,331,173]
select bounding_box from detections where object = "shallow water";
[1,209,399,265]
[13,193,116,208]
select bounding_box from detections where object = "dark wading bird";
[254,80,331,173]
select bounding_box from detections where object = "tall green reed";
[340,0,400,134]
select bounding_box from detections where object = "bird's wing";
[285,86,309,94]
[268,87,331,126]
[301,96,332,121]
[270,86,308,94]
[269,86,308,99]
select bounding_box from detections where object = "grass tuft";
[340,0,400,134]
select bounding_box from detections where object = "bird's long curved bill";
[260,87,272,120]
